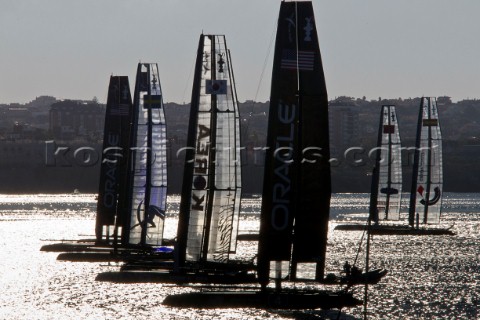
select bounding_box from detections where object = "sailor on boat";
[343,261,351,276]
[350,265,362,278]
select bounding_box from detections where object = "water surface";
[0,193,478,319]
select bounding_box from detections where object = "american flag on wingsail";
[281,49,315,71]
[109,104,130,116]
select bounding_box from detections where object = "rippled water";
[0,193,478,319]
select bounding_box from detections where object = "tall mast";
[140,65,153,246]
[373,106,386,221]
[423,97,432,224]
[201,36,218,260]
[408,99,424,227]
[176,35,205,269]
[364,165,378,319]
[121,64,143,244]
[289,1,300,282]
[385,106,393,219]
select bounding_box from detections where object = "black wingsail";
[258,1,330,285]
[95,76,132,243]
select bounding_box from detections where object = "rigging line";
[181,50,197,105]
[353,224,367,267]
[251,16,277,114]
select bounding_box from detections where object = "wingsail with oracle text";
[41,75,137,256]
[164,2,361,310]
[257,0,332,287]
[95,75,133,243]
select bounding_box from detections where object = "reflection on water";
[0,193,478,319]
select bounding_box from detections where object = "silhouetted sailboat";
[96,35,250,283]
[336,99,453,235]
[120,63,168,247]
[335,105,404,232]
[175,34,243,270]
[406,97,453,234]
[96,75,133,244]
[164,2,361,309]
[44,66,173,260]
[41,75,134,256]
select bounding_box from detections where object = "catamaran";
[96,34,249,283]
[41,75,134,256]
[335,105,404,232]
[164,1,361,309]
[175,34,243,269]
[119,63,168,247]
[44,65,173,260]
[95,75,133,244]
[406,97,452,234]
[336,98,453,235]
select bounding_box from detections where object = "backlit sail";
[122,63,168,246]
[176,35,242,265]
[409,97,443,225]
[376,105,402,221]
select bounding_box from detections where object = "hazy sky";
[1,0,479,104]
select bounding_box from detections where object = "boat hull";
[334,224,455,235]
[163,289,361,310]
[236,233,259,241]
[95,270,256,284]
[40,238,175,252]
[56,250,173,263]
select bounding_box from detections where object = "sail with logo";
[257,1,331,286]
[95,76,133,243]
[408,97,443,226]
[176,34,242,266]
[162,2,361,308]
[336,98,452,235]
[376,105,402,221]
[120,63,168,246]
